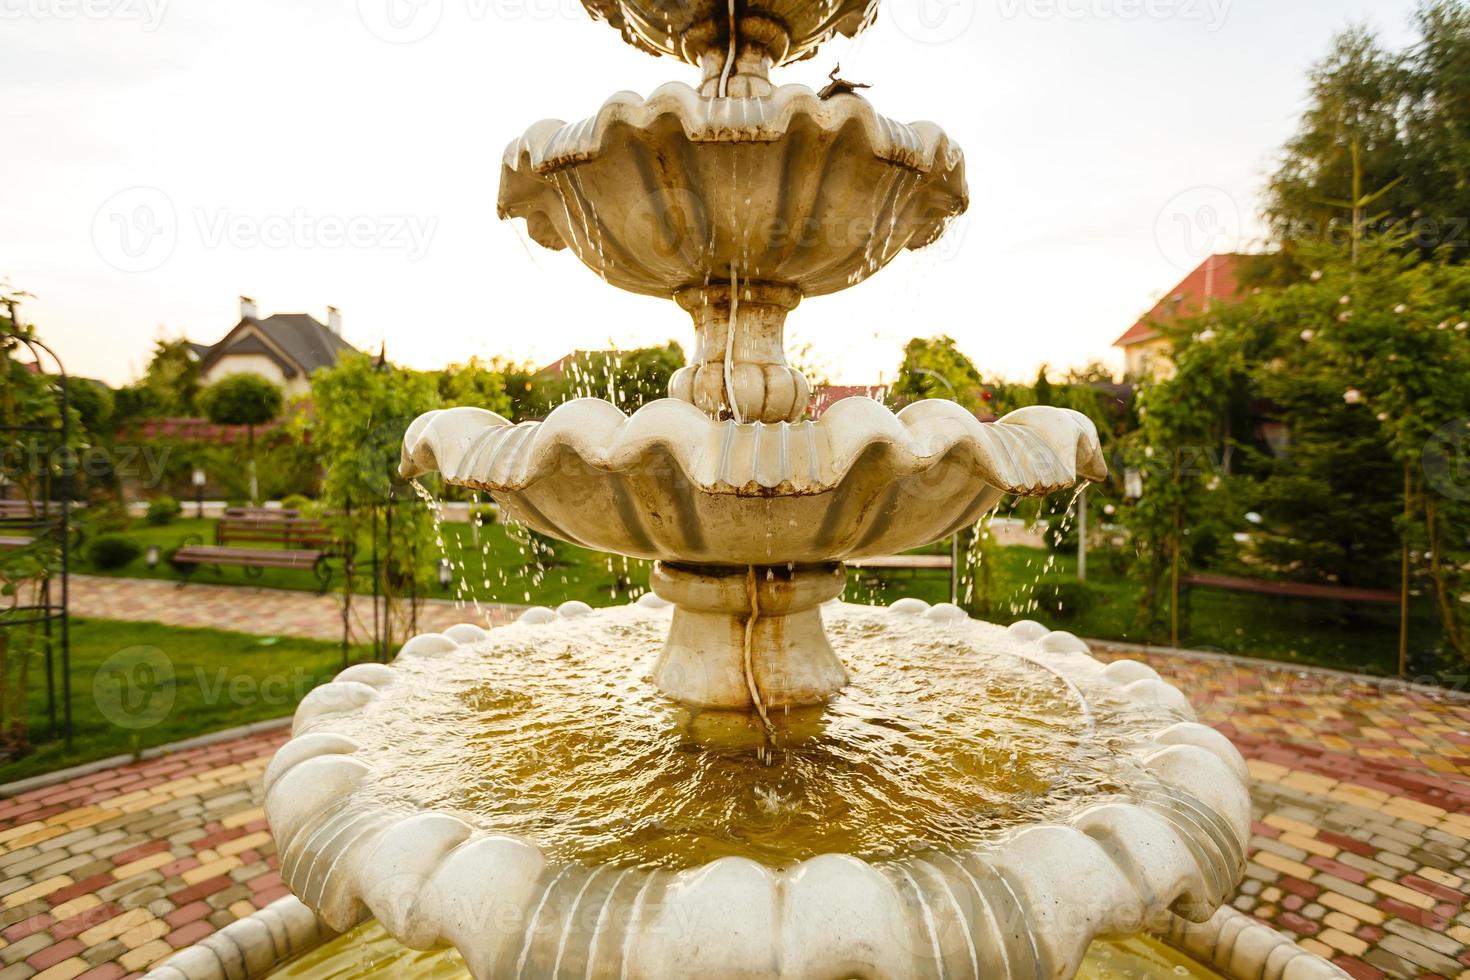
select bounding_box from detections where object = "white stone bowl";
[399,397,1106,567]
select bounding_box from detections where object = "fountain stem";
[668,281,811,423]
[650,561,848,710]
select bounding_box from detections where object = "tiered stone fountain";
[148,4,1348,978]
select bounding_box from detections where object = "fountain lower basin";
[262,601,1255,979]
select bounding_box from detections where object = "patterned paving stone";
[63,575,522,642]
[1,625,1467,977]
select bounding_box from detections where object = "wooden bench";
[1181,572,1400,605]
[216,516,333,551]
[173,515,340,592]
[0,536,35,551]
[222,506,301,521]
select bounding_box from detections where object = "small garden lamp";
[146,545,161,570]
[438,558,453,591]
[192,467,207,518]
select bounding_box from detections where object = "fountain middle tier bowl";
[499,82,967,301]
[400,397,1105,566]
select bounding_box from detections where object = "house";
[192,297,359,398]
[1114,254,1247,380]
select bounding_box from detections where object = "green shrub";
[471,504,499,527]
[87,534,142,570]
[145,495,182,526]
[280,494,315,515]
[1033,580,1096,623]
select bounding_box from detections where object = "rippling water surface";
[321,604,1175,869]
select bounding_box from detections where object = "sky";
[0,0,1426,387]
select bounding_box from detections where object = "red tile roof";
[1114,254,1247,348]
[809,384,889,417]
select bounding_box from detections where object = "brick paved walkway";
[0,642,1466,978]
[65,576,523,642]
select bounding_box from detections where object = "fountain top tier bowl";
[578,0,876,68]
[264,602,1257,980]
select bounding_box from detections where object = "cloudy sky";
[1,0,1423,387]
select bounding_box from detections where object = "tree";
[129,338,203,418]
[200,374,283,503]
[305,354,443,655]
[891,336,986,413]
[439,358,513,418]
[1267,26,1411,265]
[543,343,686,415]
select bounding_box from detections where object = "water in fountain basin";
[309,604,1181,871]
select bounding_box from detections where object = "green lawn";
[73,518,1458,683]
[1,618,362,784]
[75,518,648,607]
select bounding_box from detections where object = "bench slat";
[849,555,955,570]
[1182,572,1399,604]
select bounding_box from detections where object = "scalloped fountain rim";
[401,397,1106,498]
[503,83,963,176]
[261,600,1255,980]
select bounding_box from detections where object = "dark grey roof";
[199,314,359,378]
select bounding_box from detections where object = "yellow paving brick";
[1254,851,1315,880]
[1318,928,1368,957]
[43,805,99,827]
[1386,797,1447,819]
[1319,892,1386,925]
[79,907,153,946]
[196,848,220,863]
[1418,866,1462,889]
[223,806,265,830]
[1333,782,1391,803]
[1263,814,1318,838]
[1438,819,1470,840]
[218,831,273,857]
[1260,887,1282,904]
[8,825,68,848]
[1323,911,1358,933]
[1246,759,1290,783]
[119,939,174,972]
[119,915,168,949]
[61,808,123,832]
[0,820,44,846]
[50,895,101,925]
[112,850,176,879]
[33,958,89,980]
[3,875,74,909]
[1280,832,1337,858]
[1368,878,1435,910]
[1281,772,1337,794]
[181,856,242,886]
[1299,938,1333,960]
[229,899,257,920]
[1449,924,1470,946]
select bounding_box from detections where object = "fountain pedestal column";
[649,561,848,710]
[667,282,811,424]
